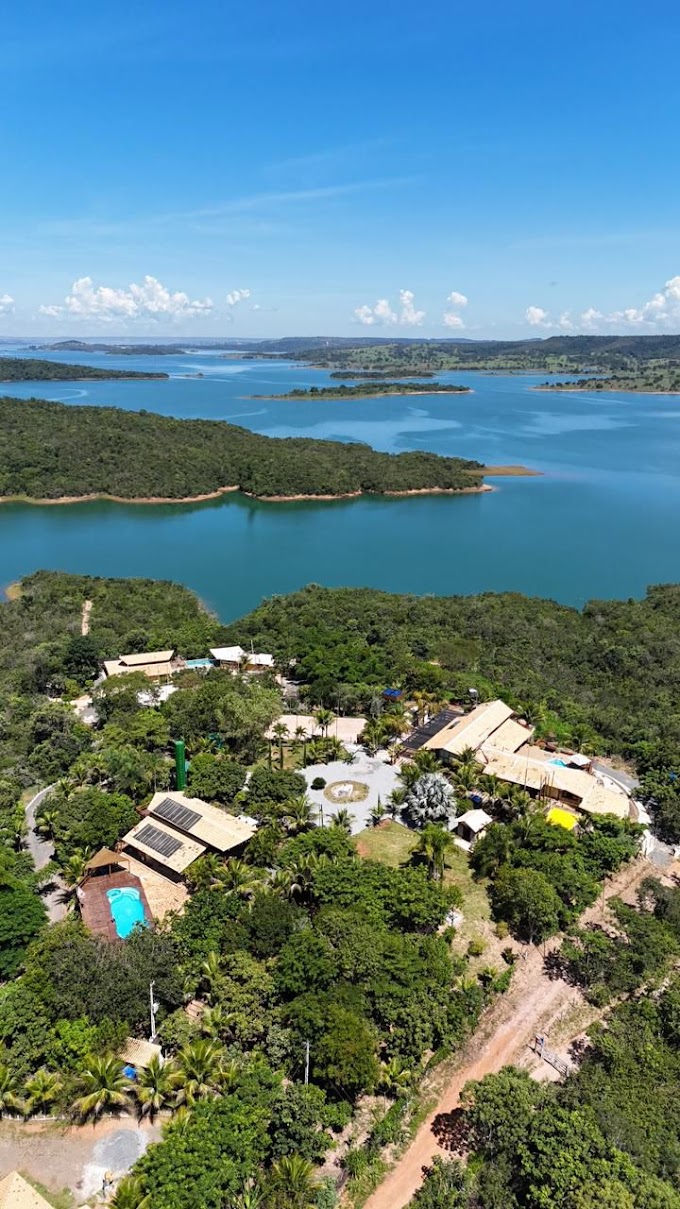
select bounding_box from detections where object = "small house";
[455,808,492,847]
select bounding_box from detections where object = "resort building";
[423,700,535,759]
[121,816,206,881]
[455,808,493,849]
[145,791,257,855]
[478,746,629,818]
[209,645,275,672]
[103,649,177,678]
[0,1172,54,1209]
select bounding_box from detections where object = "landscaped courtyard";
[302,754,400,832]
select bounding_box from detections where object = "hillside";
[0,357,168,381]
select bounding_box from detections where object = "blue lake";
[2,345,680,619]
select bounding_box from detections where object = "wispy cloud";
[0,293,14,315]
[443,290,468,328]
[226,288,251,307]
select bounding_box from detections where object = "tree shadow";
[430,1106,469,1154]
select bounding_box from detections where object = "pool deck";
[79,870,152,941]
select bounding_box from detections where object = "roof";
[490,717,535,753]
[564,752,592,768]
[122,816,206,873]
[479,748,630,819]
[147,791,257,853]
[247,652,274,667]
[85,847,128,872]
[424,700,514,754]
[119,650,174,667]
[104,656,175,679]
[120,1037,163,1069]
[456,808,493,833]
[0,1172,54,1209]
[547,806,579,831]
[210,646,245,662]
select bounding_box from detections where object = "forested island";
[254,381,471,400]
[37,340,191,356]
[329,370,436,380]
[0,395,485,502]
[0,357,168,382]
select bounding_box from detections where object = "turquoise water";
[185,658,214,668]
[2,345,680,617]
[107,886,146,938]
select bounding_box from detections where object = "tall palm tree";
[284,796,315,835]
[23,1068,62,1117]
[220,857,261,898]
[111,1174,151,1209]
[171,1039,235,1107]
[72,1054,131,1121]
[35,809,59,842]
[201,1004,237,1041]
[266,1155,319,1209]
[331,808,354,835]
[294,725,308,766]
[415,823,455,881]
[0,1065,22,1117]
[378,1056,413,1097]
[134,1055,175,1121]
[314,708,335,739]
[272,722,289,769]
[199,950,223,1003]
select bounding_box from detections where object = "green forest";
[0,357,167,381]
[542,368,680,393]
[0,396,483,500]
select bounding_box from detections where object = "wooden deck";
[79,870,152,941]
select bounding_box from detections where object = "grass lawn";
[355,821,493,952]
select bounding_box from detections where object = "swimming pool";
[548,758,568,767]
[107,887,147,939]
[185,658,214,669]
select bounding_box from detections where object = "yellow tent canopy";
[546,806,578,831]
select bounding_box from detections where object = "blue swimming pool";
[185,658,214,669]
[548,758,568,767]
[107,887,147,939]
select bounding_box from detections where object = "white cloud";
[0,293,15,314]
[225,288,251,307]
[525,305,552,328]
[354,289,424,327]
[525,275,680,333]
[443,289,468,328]
[39,275,213,323]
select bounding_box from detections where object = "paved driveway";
[302,751,400,833]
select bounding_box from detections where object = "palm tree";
[0,1065,22,1117]
[294,725,308,766]
[386,739,401,765]
[61,848,92,908]
[72,1054,131,1121]
[331,808,354,834]
[111,1174,151,1209]
[450,759,481,798]
[134,1055,175,1121]
[284,796,315,835]
[201,1004,237,1041]
[23,1068,62,1117]
[361,720,384,756]
[370,801,387,827]
[185,852,225,893]
[171,1039,235,1107]
[272,722,289,769]
[35,809,59,842]
[415,822,455,881]
[314,708,335,738]
[229,1182,265,1209]
[199,950,223,1003]
[378,1056,413,1097]
[220,857,261,898]
[266,1155,319,1209]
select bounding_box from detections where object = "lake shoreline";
[533,385,680,395]
[0,482,500,508]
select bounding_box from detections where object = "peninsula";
[0,394,494,503]
[252,381,471,401]
[538,368,680,393]
[0,357,168,382]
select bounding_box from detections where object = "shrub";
[495,921,510,940]
[311,776,327,790]
[468,937,486,957]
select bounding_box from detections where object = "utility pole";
[304,1040,310,1085]
[149,980,158,1042]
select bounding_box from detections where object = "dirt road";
[363,857,655,1209]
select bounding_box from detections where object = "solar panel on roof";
[135,823,183,858]
[403,709,462,750]
[153,797,201,832]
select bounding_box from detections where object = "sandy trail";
[362,857,654,1209]
[81,598,92,635]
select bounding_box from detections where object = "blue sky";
[3,0,680,338]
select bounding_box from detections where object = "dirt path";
[362,857,655,1209]
[81,599,92,636]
